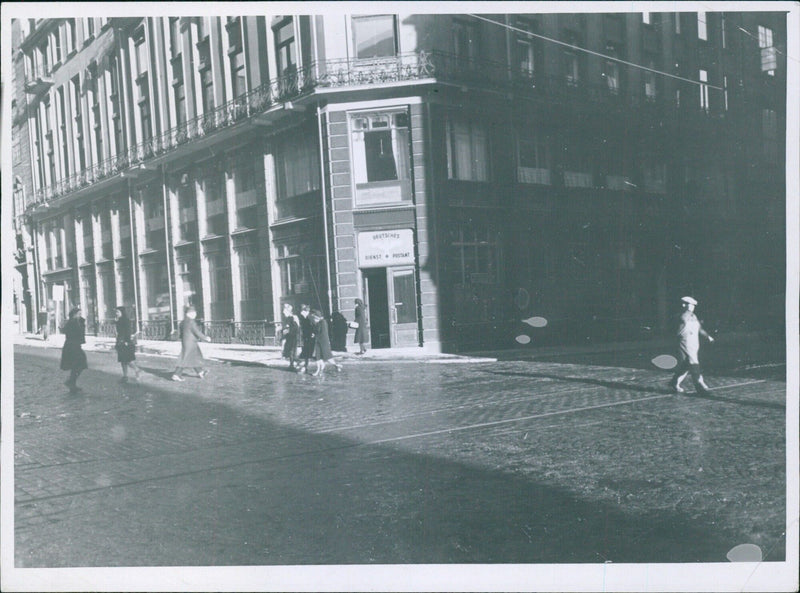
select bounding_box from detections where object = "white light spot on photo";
[522,316,548,328]
[515,335,531,344]
[651,354,678,369]
[727,543,762,562]
[110,425,127,442]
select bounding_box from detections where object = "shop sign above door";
[357,229,415,268]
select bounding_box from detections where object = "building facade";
[11,11,787,351]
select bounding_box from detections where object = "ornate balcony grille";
[27,49,685,210]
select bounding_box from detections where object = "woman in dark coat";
[172,306,211,382]
[61,306,87,392]
[115,306,141,383]
[353,298,369,355]
[311,309,342,376]
[298,304,316,373]
[280,303,301,371]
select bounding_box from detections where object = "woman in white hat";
[670,296,714,394]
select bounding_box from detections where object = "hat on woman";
[681,296,698,306]
[69,306,81,318]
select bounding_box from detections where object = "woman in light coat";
[172,306,211,381]
[670,296,714,394]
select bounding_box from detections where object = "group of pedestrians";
[58,295,716,394]
[280,303,345,375]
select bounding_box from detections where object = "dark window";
[273,17,296,76]
[57,87,70,174]
[139,79,152,141]
[200,66,214,113]
[71,76,86,170]
[230,50,246,98]
[453,20,479,64]
[352,15,397,59]
[169,17,181,59]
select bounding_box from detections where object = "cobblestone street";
[13,340,786,567]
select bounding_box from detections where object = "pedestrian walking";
[38,307,50,340]
[353,298,369,355]
[311,309,342,376]
[281,303,301,372]
[298,304,316,373]
[330,311,348,352]
[60,306,87,392]
[670,296,714,395]
[172,306,212,382]
[115,306,141,383]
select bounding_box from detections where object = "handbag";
[349,321,359,329]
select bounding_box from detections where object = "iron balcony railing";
[28,49,703,210]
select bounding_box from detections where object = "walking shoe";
[171,374,184,382]
[335,364,343,372]
[670,381,685,393]
[198,370,208,379]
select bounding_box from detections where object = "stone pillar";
[263,152,281,322]
[194,174,211,320]
[166,177,185,311]
[132,191,150,320]
[225,164,241,321]
[73,213,89,319]
[110,196,124,307]
[91,204,107,323]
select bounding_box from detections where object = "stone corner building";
[10,11,786,352]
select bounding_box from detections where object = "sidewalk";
[12,329,778,369]
[12,332,498,366]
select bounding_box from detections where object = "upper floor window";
[67,19,76,54]
[446,114,489,182]
[453,20,479,64]
[52,27,62,64]
[564,49,580,85]
[351,111,412,204]
[227,18,246,98]
[762,108,778,161]
[697,12,707,40]
[644,60,657,100]
[517,134,551,185]
[133,26,147,79]
[699,69,709,112]
[86,18,95,40]
[514,26,537,79]
[674,14,681,35]
[604,49,620,94]
[273,17,296,76]
[642,12,651,25]
[352,15,397,59]
[759,25,776,76]
[169,17,181,59]
[275,132,320,201]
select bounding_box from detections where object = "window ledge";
[200,234,226,242]
[231,227,258,236]
[138,248,164,256]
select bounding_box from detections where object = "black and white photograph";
[1,2,798,591]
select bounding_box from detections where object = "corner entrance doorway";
[363,266,419,348]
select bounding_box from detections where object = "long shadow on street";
[14,347,786,567]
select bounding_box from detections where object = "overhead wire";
[468,13,723,91]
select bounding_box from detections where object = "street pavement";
[11,331,786,567]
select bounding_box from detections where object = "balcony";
[24,73,54,95]
[27,50,682,211]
